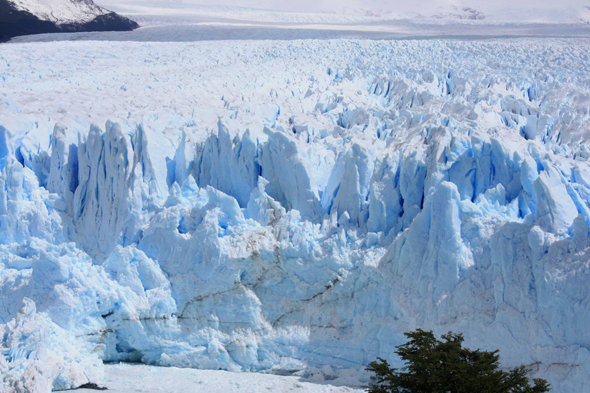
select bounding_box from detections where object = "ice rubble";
[0,298,103,392]
[1,39,590,392]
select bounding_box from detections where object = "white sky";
[96,0,589,14]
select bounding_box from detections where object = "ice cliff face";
[1,39,590,392]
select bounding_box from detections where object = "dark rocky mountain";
[0,0,138,42]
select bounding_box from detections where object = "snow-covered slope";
[1,37,590,392]
[10,0,107,24]
[0,0,138,41]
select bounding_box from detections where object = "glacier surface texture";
[1,38,590,392]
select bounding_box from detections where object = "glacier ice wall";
[1,39,590,391]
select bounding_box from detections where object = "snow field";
[75,363,364,393]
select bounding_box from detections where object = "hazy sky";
[97,0,589,14]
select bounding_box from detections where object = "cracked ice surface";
[1,38,590,392]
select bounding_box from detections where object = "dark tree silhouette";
[366,329,550,393]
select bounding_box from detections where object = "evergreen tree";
[366,329,550,393]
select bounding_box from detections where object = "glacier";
[1,38,590,392]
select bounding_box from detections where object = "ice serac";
[383,181,472,300]
[73,122,133,260]
[322,143,374,227]
[193,123,324,220]
[367,152,402,235]
[534,164,579,234]
[246,177,286,226]
[259,127,324,220]
[193,122,260,208]
[1,40,590,392]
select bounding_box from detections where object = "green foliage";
[365,329,550,393]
